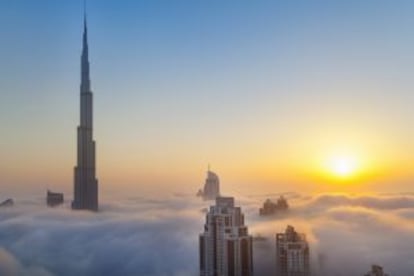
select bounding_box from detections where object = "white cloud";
[0,193,413,275]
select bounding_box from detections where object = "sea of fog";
[0,192,414,275]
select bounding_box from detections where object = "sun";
[329,155,357,177]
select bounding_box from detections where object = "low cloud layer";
[0,193,413,275]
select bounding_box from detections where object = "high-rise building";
[276,225,310,276]
[199,197,253,276]
[197,169,220,200]
[72,14,99,211]
[364,265,389,276]
[47,190,64,207]
[259,196,289,216]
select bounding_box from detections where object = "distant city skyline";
[0,2,413,276]
[3,0,414,196]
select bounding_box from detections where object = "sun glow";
[330,156,357,177]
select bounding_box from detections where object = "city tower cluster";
[198,170,309,276]
[0,11,393,276]
[197,170,389,276]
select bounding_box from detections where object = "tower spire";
[81,0,90,93]
[83,0,87,31]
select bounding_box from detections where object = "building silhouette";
[276,225,310,276]
[199,197,253,276]
[259,196,289,216]
[72,14,99,211]
[197,169,220,200]
[364,265,389,276]
[47,190,64,207]
[0,199,14,207]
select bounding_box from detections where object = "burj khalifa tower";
[72,14,98,211]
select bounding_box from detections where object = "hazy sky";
[2,0,414,196]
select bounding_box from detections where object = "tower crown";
[81,14,90,93]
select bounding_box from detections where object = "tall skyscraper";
[72,14,99,211]
[197,168,220,200]
[199,197,253,276]
[276,225,310,276]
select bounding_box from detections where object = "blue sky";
[2,0,414,195]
